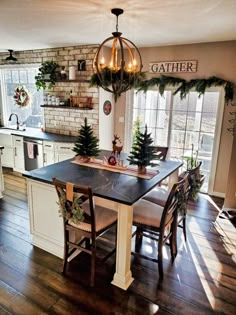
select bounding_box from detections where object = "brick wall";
[0,45,99,136]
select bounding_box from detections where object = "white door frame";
[124,87,225,196]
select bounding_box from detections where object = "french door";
[125,88,224,194]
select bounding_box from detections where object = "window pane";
[186,112,201,131]
[172,111,187,130]
[201,112,217,133]
[202,92,219,113]
[170,130,185,149]
[173,93,188,111]
[152,127,168,146]
[188,92,199,111]
[184,131,200,150]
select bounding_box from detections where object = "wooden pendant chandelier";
[93,8,143,101]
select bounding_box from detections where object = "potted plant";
[127,124,158,174]
[182,144,205,200]
[72,117,100,162]
[35,60,59,90]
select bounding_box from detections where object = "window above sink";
[0,65,43,129]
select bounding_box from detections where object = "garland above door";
[137,75,235,104]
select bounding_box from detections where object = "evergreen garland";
[57,187,84,224]
[127,125,158,168]
[137,75,235,104]
[73,118,100,158]
[90,67,146,101]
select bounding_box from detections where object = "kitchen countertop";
[0,127,77,143]
[24,150,182,205]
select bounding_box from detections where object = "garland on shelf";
[13,85,31,107]
[137,75,235,104]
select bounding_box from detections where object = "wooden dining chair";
[132,177,186,280]
[142,171,191,241]
[151,146,169,160]
[53,178,117,287]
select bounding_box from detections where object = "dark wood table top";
[24,150,182,205]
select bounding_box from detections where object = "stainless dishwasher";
[23,137,44,171]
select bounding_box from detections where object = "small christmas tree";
[127,125,157,172]
[73,118,100,159]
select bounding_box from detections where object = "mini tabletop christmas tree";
[127,125,158,173]
[73,117,100,161]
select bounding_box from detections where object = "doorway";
[125,88,224,194]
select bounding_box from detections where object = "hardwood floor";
[0,169,235,314]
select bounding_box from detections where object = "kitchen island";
[24,152,182,290]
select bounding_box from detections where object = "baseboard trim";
[209,191,225,198]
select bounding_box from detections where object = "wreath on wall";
[13,85,31,107]
[136,75,235,104]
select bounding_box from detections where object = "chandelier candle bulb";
[100,56,105,67]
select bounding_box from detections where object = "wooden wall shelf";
[41,105,93,110]
[44,79,90,83]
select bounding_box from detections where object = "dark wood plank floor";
[0,169,235,314]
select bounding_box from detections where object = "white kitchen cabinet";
[13,135,25,173]
[43,141,55,166]
[0,147,4,197]
[0,133,14,168]
[55,142,74,162]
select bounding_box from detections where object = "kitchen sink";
[0,127,26,134]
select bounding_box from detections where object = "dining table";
[24,150,182,290]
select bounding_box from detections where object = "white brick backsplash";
[64,116,75,122]
[0,44,99,138]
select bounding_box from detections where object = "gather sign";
[149,60,198,74]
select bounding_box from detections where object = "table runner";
[71,159,159,179]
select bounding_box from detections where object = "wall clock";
[103,100,112,115]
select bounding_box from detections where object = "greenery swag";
[90,67,146,101]
[137,75,235,104]
[57,187,84,224]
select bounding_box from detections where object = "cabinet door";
[0,133,14,168]
[0,148,4,197]
[55,143,74,162]
[1,146,14,168]
[43,141,55,166]
[13,136,25,173]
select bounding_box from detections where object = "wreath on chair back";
[57,187,85,224]
[13,85,31,107]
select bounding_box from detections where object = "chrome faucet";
[8,113,20,130]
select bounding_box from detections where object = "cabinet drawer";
[55,142,74,152]
[43,141,55,151]
[13,135,23,145]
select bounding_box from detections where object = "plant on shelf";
[73,117,100,161]
[127,124,158,173]
[35,60,59,90]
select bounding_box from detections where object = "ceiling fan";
[5,49,17,62]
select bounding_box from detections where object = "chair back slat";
[160,176,186,229]
[151,146,168,160]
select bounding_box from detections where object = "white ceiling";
[0,0,236,53]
